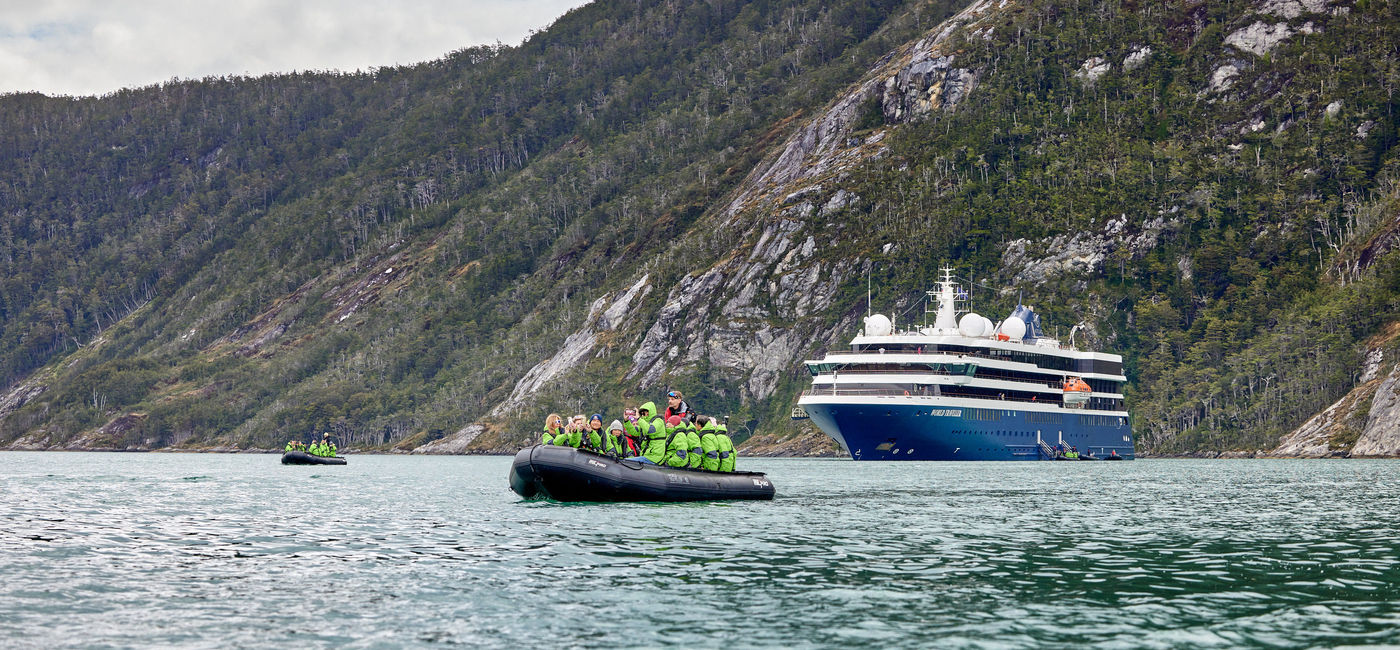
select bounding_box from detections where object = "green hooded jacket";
[641,419,668,464]
[638,402,668,461]
[662,422,689,468]
[716,424,736,472]
[553,427,582,448]
[585,425,613,454]
[698,422,721,471]
[684,423,703,469]
[606,421,629,456]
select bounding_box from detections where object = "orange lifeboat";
[1062,377,1091,407]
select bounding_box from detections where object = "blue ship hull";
[802,401,1134,461]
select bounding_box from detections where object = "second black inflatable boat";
[281,451,347,465]
[509,445,774,502]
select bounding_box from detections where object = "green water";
[2,452,1398,648]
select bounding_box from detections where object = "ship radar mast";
[926,267,964,334]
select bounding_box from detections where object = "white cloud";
[0,0,590,97]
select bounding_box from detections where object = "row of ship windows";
[815,363,1123,393]
[872,408,1128,427]
[950,430,1081,437]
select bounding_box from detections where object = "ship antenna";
[866,267,872,320]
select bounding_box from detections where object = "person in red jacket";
[664,390,693,423]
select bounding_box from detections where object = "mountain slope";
[4,0,1400,458]
[0,0,965,450]
[451,0,1400,457]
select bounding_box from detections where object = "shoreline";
[1,446,1395,459]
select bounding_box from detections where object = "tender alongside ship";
[797,270,1134,461]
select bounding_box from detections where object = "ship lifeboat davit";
[509,445,776,502]
[1062,377,1092,406]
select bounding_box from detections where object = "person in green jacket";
[584,414,610,453]
[541,413,564,446]
[661,416,690,468]
[606,420,631,457]
[639,419,667,464]
[637,402,667,460]
[555,416,584,448]
[715,422,736,472]
[696,417,721,471]
[684,420,703,469]
[285,440,295,453]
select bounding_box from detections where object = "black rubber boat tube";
[281,451,347,465]
[509,445,773,502]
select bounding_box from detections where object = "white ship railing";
[799,387,1107,407]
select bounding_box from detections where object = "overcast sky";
[0,0,590,97]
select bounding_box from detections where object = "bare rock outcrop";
[413,424,488,455]
[491,274,652,418]
[1352,366,1400,456]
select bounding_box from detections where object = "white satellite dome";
[958,313,987,337]
[980,315,994,337]
[864,313,892,336]
[1000,316,1027,340]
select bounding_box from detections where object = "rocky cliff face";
[1273,327,1400,458]
[427,0,1015,454]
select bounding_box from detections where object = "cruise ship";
[796,270,1134,461]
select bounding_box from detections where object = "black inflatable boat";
[281,451,347,465]
[509,445,775,502]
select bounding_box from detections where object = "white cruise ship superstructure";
[796,270,1133,461]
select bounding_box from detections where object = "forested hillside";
[2,0,1398,456]
[0,0,964,450]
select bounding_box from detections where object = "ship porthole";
[907,448,914,454]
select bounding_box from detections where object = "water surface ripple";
[2,453,1398,648]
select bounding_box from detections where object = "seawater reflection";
[2,453,1398,648]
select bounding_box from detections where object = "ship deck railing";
[799,387,1086,406]
[812,367,1068,388]
[834,347,1113,375]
